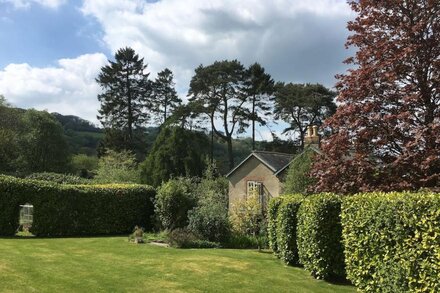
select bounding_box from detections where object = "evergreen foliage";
[283,148,317,194]
[151,68,181,125]
[0,175,155,236]
[96,47,151,151]
[140,127,208,187]
[94,150,140,184]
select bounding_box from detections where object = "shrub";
[155,178,197,230]
[70,154,98,178]
[342,192,440,292]
[167,228,220,249]
[276,194,303,265]
[229,190,265,236]
[26,172,90,185]
[94,150,140,184]
[0,175,155,236]
[267,196,283,255]
[297,193,345,280]
[222,233,267,249]
[188,199,230,243]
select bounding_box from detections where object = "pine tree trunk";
[227,136,234,170]
[252,96,256,150]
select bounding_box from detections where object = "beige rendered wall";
[228,156,281,209]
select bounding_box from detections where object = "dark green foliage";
[140,127,208,187]
[244,63,275,149]
[341,192,440,293]
[284,148,317,194]
[151,68,181,125]
[274,83,336,148]
[167,228,220,249]
[188,200,230,243]
[154,178,197,230]
[267,196,283,255]
[188,60,248,169]
[275,194,303,265]
[0,175,155,236]
[223,233,268,249]
[96,47,151,150]
[26,172,90,185]
[297,193,345,280]
[19,110,70,173]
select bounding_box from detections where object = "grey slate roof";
[226,151,294,177]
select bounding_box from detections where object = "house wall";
[228,156,281,209]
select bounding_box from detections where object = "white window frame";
[247,181,263,203]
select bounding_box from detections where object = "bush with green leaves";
[275,194,303,265]
[342,192,440,293]
[155,178,197,230]
[267,196,283,255]
[229,190,265,237]
[26,172,90,185]
[188,198,230,243]
[297,193,345,280]
[70,154,98,178]
[0,175,155,236]
[283,147,316,195]
[94,150,140,184]
[167,228,220,248]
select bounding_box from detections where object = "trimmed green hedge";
[342,192,440,292]
[0,175,155,236]
[275,194,303,265]
[267,196,282,255]
[26,172,90,185]
[297,193,345,280]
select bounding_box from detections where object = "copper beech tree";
[311,0,439,193]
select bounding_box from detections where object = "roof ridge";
[252,150,293,156]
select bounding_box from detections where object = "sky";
[0,0,355,140]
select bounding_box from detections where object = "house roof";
[226,151,294,178]
[226,147,322,178]
[274,146,322,176]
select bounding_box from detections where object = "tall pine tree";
[96,47,151,150]
[151,68,181,125]
[244,63,275,150]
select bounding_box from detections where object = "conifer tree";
[151,68,181,125]
[96,47,151,150]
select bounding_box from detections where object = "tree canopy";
[274,83,336,148]
[311,0,440,193]
[96,47,151,151]
[140,127,208,187]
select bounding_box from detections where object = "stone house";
[226,125,321,210]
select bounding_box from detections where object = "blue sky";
[0,0,354,140]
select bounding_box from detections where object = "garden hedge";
[267,196,283,255]
[342,191,440,292]
[275,194,303,265]
[297,193,345,280]
[0,175,155,236]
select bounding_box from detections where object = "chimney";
[304,125,320,148]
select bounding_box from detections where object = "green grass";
[0,237,355,292]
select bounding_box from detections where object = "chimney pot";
[307,125,313,137]
[312,125,318,137]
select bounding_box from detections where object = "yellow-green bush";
[297,193,345,280]
[275,194,303,265]
[342,192,440,292]
[0,175,155,236]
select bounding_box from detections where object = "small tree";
[229,190,264,236]
[70,154,98,178]
[155,178,197,230]
[283,148,317,195]
[94,150,139,183]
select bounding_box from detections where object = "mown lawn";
[0,237,355,292]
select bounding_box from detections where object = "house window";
[247,181,263,201]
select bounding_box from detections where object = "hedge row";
[268,191,440,291]
[275,194,303,265]
[0,175,155,236]
[297,193,344,280]
[342,192,440,293]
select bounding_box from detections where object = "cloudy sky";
[0,0,355,139]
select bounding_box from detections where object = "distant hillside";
[51,113,103,156]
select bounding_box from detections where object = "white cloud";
[81,0,354,93]
[0,53,108,123]
[1,0,66,9]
